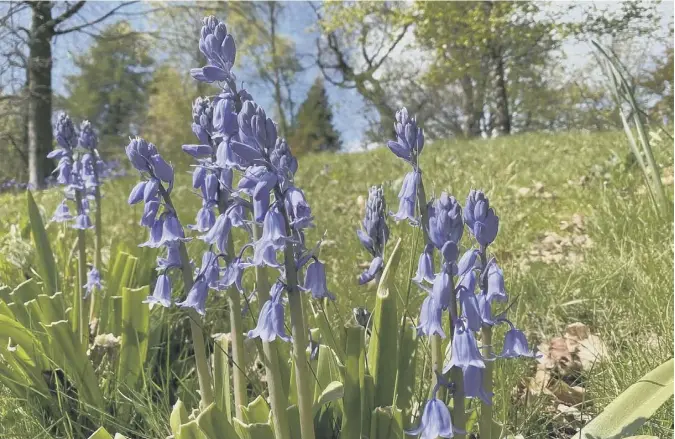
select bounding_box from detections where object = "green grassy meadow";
[0,129,672,437]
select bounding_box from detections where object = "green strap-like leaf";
[341,324,365,439]
[117,286,150,389]
[170,399,190,436]
[367,238,403,407]
[88,427,113,439]
[26,191,58,294]
[572,358,674,439]
[196,403,240,439]
[370,406,404,439]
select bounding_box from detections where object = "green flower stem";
[448,295,465,438]
[89,180,102,323]
[253,224,291,439]
[478,246,492,439]
[74,191,87,347]
[219,193,248,417]
[275,189,315,439]
[161,186,213,408]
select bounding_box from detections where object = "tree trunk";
[269,2,288,137]
[491,48,511,136]
[28,2,55,189]
[460,75,482,137]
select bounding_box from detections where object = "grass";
[0,128,672,438]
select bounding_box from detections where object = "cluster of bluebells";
[354,107,538,437]
[136,16,334,339]
[48,113,106,297]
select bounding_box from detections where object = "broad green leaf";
[233,418,275,439]
[286,405,301,439]
[88,427,113,439]
[196,403,240,439]
[177,420,206,439]
[367,238,403,407]
[170,399,190,436]
[572,358,674,439]
[623,436,659,439]
[312,345,344,408]
[395,318,418,415]
[112,435,130,439]
[313,381,344,414]
[370,406,404,439]
[341,325,364,439]
[362,373,375,436]
[240,395,271,424]
[26,191,58,294]
[213,333,232,421]
[43,320,102,408]
[99,252,137,335]
[117,286,150,389]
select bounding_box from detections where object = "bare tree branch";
[54,1,138,35]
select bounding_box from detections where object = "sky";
[10,1,674,151]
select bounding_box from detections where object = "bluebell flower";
[128,181,147,205]
[285,186,313,230]
[200,211,232,253]
[457,284,481,331]
[47,148,69,160]
[441,241,459,268]
[159,212,188,246]
[78,120,97,151]
[430,266,452,310]
[199,173,217,206]
[236,100,277,155]
[477,294,495,326]
[391,170,421,223]
[125,138,155,172]
[150,154,174,183]
[413,244,435,284]
[83,267,102,299]
[192,166,207,189]
[140,217,164,248]
[189,206,215,232]
[464,190,499,246]
[237,166,277,221]
[443,323,484,372]
[405,395,455,439]
[219,257,246,292]
[387,108,424,165]
[486,259,508,303]
[183,144,213,158]
[416,295,445,338]
[73,213,93,230]
[55,112,77,149]
[357,185,389,256]
[302,259,335,300]
[358,256,383,285]
[140,200,160,228]
[458,248,480,276]
[145,274,172,308]
[247,282,290,342]
[177,276,209,315]
[212,95,238,142]
[463,366,493,405]
[55,158,72,185]
[269,138,298,185]
[191,16,237,83]
[201,251,220,287]
[428,192,463,249]
[52,200,72,222]
[157,242,182,271]
[500,326,536,359]
[192,96,215,141]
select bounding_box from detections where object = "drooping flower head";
[247,281,290,342]
[83,267,102,299]
[387,107,425,166]
[406,376,457,439]
[302,259,335,300]
[464,189,499,247]
[428,192,463,249]
[191,16,237,84]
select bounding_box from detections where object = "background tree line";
[0,1,671,188]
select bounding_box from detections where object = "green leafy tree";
[289,77,341,154]
[63,21,154,152]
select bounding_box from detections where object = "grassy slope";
[0,129,672,437]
